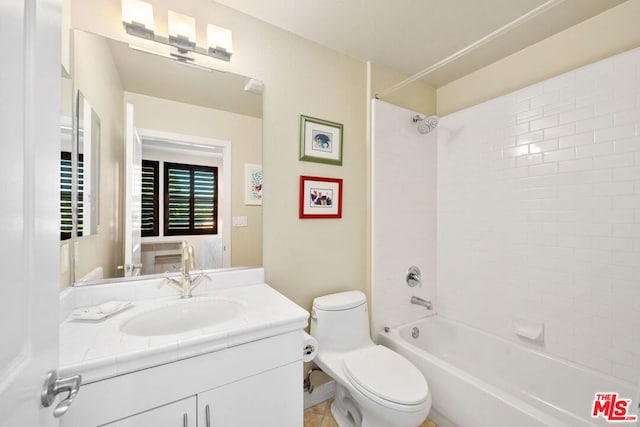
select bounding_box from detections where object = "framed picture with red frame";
[299,175,343,219]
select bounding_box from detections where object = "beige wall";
[125,92,262,268]
[371,64,437,116]
[69,30,124,284]
[67,0,640,310]
[437,0,640,115]
[70,0,368,310]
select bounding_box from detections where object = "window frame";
[163,161,218,237]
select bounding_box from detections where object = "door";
[197,363,301,426]
[123,103,142,277]
[0,0,61,425]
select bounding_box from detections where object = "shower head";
[413,115,439,134]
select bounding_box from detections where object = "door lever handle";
[41,370,82,418]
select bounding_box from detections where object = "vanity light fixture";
[206,24,233,62]
[121,0,233,62]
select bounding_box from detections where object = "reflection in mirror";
[74,91,101,238]
[60,70,73,287]
[67,29,262,286]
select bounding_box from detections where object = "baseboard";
[303,380,336,409]
[428,408,458,427]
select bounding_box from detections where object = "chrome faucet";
[411,296,432,310]
[164,241,207,298]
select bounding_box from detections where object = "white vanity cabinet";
[197,362,299,426]
[103,397,197,426]
[61,331,303,427]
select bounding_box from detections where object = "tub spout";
[411,296,432,310]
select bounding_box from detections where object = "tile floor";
[303,400,437,427]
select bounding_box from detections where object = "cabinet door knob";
[205,404,211,427]
[183,413,188,427]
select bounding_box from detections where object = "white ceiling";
[213,0,625,87]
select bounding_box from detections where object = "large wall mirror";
[62,29,263,286]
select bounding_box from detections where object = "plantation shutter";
[194,169,215,230]
[164,162,217,236]
[60,152,83,240]
[141,160,159,237]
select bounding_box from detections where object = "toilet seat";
[343,345,428,410]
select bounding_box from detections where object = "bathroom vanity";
[58,268,308,426]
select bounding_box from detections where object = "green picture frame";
[299,115,343,166]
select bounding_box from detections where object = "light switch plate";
[232,216,248,227]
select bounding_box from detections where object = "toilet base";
[331,384,430,427]
[331,384,362,427]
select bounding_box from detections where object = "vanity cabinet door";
[197,362,301,427]
[102,396,196,427]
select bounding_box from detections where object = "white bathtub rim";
[377,315,633,427]
[379,314,635,390]
[380,329,570,426]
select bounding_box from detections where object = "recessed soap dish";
[513,316,544,342]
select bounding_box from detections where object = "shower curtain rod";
[375,0,565,100]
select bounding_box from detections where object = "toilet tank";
[310,291,373,354]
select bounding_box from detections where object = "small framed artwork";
[299,175,343,219]
[244,163,263,205]
[299,115,343,166]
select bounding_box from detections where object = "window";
[163,162,218,236]
[60,152,83,240]
[141,160,159,237]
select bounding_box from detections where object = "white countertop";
[59,282,309,384]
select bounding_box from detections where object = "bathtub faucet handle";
[406,266,422,288]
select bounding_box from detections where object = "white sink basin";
[120,298,244,336]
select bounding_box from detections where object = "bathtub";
[377,316,637,427]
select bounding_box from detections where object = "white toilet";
[310,291,431,427]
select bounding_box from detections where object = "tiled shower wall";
[437,48,640,383]
[372,100,437,337]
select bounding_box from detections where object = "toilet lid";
[343,346,428,406]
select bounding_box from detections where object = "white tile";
[529,162,559,177]
[434,49,640,380]
[594,125,636,143]
[613,166,640,181]
[529,139,559,154]
[503,145,529,158]
[593,181,634,197]
[614,136,640,153]
[593,153,635,169]
[516,154,542,167]
[559,132,594,148]
[575,114,614,134]
[517,107,544,123]
[614,109,640,126]
[544,99,576,117]
[531,91,560,109]
[543,148,575,163]
[530,115,558,131]
[596,92,635,115]
[575,142,614,159]
[544,123,576,139]
[516,84,544,101]
[559,158,593,173]
[560,106,594,124]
